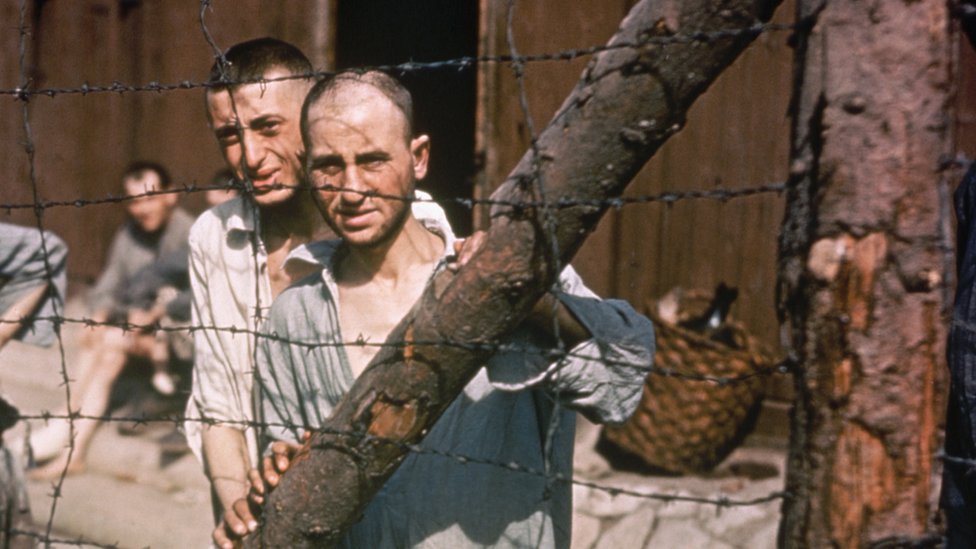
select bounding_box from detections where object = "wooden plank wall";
[477,0,796,430]
[2,0,796,422]
[479,0,793,343]
[0,0,333,285]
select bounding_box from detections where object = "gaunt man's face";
[206,68,310,208]
[124,171,177,234]
[304,85,429,248]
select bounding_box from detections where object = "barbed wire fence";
[0,0,958,547]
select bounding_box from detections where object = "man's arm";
[213,286,323,548]
[487,265,655,424]
[185,221,253,517]
[204,425,251,514]
[523,292,590,349]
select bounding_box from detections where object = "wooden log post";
[777,1,952,546]
[246,0,783,546]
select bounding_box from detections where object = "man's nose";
[128,204,147,219]
[241,133,266,172]
[339,167,367,203]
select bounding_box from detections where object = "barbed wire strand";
[0,313,792,386]
[14,1,77,547]
[0,21,799,100]
[0,180,789,213]
[503,0,570,518]
[12,408,786,511]
[9,529,122,549]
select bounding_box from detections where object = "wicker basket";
[602,292,771,474]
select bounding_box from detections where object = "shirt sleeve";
[184,219,251,460]
[485,265,654,425]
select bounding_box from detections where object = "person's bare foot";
[27,452,85,481]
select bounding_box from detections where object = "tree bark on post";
[246,0,782,546]
[777,1,952,546]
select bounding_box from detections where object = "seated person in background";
[0,222,67,549]
[27,161,193,479]
[215,71,655,549]
[121,247,192,397]
[121,176,236,401]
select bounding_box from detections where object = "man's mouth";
[247,172,280,192]
[338,209,376,229]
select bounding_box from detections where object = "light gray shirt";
[0,223,67,347]
[88,208,193,316]
[255,220,655,549]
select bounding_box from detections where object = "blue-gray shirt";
[255,233,654,548]
[0,223,67,347]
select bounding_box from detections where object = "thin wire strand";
[15,1,76,546]
[0,181,789,214]
[0,21,798,100]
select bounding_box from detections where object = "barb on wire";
[1,313,791,386]
[1,180,788,213]
[15,0,76,543]
[0,21,798,100]
[939,450,976,471]
[8,529,122,549]
[12,408,786,509]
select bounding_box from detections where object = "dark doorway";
[336,0,479,235]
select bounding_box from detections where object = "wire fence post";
[777,0,953,545]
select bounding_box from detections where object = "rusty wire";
[14,0,76,545]
[1,180,788,213]
[0,313,794,386]
[0,21,798,101]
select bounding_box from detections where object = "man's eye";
[257,122,280,135]
[363,159,385,171]
[316,165,342,178]
[216,132,239,146]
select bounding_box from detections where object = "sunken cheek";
[221,144,244,175]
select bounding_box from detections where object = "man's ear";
[411,135,430,181]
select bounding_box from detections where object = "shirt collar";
[286,239,339,269]
[222,195,258,236]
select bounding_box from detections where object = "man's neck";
[258,193,331,298]
[334,215,446,379]
[258,193,325,245]
[338,216,444,288]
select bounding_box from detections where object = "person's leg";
[0,283,48,350]
[23,324,110,463]
[29,327,131,479]
[149,332,176,396]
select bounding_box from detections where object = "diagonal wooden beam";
[247,0,783,546]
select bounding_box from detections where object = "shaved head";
[301,71,415,150]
